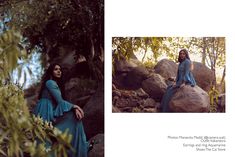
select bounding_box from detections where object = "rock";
[112,90,121,97]
[112,88,144,112]
[121,90,133,98]
[192,62,214,91]
[218,94,225,108]
[112,86,161,113]
[155,102,161,111]
[113,56,143,90]
[112,84,117,90]
[88,134,104,157]
[114,58,138,73]
[143,108,157,112]
[115,98,139,108]
[83,84,104,139]
[76,95,92,106]
[124,66,150,89]
[142,98,156,108]
[112,106,121,112]
[141,74,167,101]
[154,59,178,79]
[169,85,210,112]
[65,78,97,107]
[135,88,149,99]
[217,94,225,112]
[112,73,128,89]
[154,59,214,91]
[65,61,91,80]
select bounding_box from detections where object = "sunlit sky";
[12,52,43,89]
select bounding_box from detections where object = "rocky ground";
[112,57,225,113]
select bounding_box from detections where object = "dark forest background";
[0,0,104,156]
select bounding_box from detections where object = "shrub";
[0,84,72,157]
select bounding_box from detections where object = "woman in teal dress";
[161,49,196,112]
[34,63,90,157]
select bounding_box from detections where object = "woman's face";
[52,65,62,78]
[179,51,186,60]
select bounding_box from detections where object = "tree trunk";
[142,46,148,62]
[211,37,216,88]
[220,66,225,85]
[202,37,206,65]
[87,37,104,82]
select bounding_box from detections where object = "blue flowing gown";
[34,80,89,157]
[161,59,196,112]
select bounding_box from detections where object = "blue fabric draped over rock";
[161,59,196,112]
[34,80,89,157]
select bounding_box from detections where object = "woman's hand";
[73,105,84,120]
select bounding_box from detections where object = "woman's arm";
[46,80,84,119]
[175,68,183,87]
[183,59,191,81]
[46,80,74,115]
[46,80,69,104]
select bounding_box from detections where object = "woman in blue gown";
[34,63,90,157]
[161,49,196,112]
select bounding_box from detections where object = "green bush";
[208,86,219,113]
[0,84,72,157]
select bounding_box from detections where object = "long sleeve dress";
[34,79,89,157]
[161,59,196,112]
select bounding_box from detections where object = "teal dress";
[34,80,89,157]
[161,59,196,112]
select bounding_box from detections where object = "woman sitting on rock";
[161,49,196,112]
[34,63,93,157]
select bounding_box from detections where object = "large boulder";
[169,85,210,112]
[141,74,167,101]
[216,94,225,112]
[192,62,214,91]
[113,57,141,89]
[154,59,214,91]
[65,78,97,108]
[114,58,140,73]
[83,84,104,139]
[124,66,150,89]
[154,59,178,79]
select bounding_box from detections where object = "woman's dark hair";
[38,63,65,99]
[177,49,190,63]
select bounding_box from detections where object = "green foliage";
[0,29,27,81]
[0,29,38,88]
[3,0,104,81]
[143,59,156,69]
[0,84,73,157]
[5,0,104,57]
[208,86,219,112]
[112,37,164,62]
[112,37,225,86]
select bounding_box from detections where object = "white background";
[105,0,235,156]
